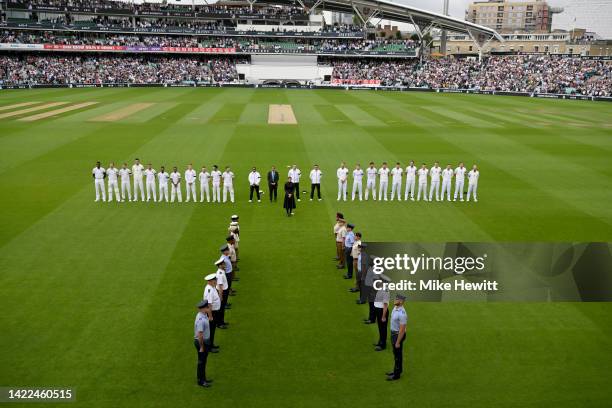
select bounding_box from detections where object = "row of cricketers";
[92,159,236,203]
[336,161,480,202]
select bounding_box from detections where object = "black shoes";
[356,300,366,305]
[343,275,352,279]
[217,324,228,329]
[375,346,386,351]
[386,376,400,381]
[348,288,359,293]
[363,320,374,324]
[198,382,212,388]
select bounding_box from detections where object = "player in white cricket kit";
[222,166,235,203]
[390,162,403,201]
[441,164,454,201]
[378,162,390,201]
[351,164,364,201]
[144,164,157,202]
[106,162,121,202]
[404,160,417,201]
[184,164,197,203]
[199,166,211,203]
[119,163,132,202]
[454,162,467,202]
[210,165,222,203]
[336,162,349,201]
[417,164,429,201]
[467,165,480,202]
[288,165,302,202]
[429,162,442,202]
[132,158,145,202]
[170,166,182,203]
[92,161,106,202]
[157,166,169,202]
[365,162,377,201]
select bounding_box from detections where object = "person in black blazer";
[283,178,296,216]
[267,165,280,202]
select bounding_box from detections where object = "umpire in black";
[267,165,280,202]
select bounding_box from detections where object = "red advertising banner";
[331,78,381,86]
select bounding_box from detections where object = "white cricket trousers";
[212,183,221,202]
[365,179,376,200]
[467,184,478,201]
[417,182,428,201]
[200,183,210,202]
[134,178,145,201]
[379,181,388,201]
[429,180,440,201]
[108,180,120,202]
[352,181,362,200]
[337,180,347,201]
[121,181,132,201]
[171,184,182,202]
[391,181,402,201]
[404,178,415,200]
[146,181,157,202]
[223,184,234,203]
[454,180,465,201]
[159,183,169,202]
[185,182,196,202]
[441,180,452,201]
[94,179,106,201]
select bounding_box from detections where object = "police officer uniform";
[374,274,391,351]
[194,300,212,387]
[215,257,229,327]
[203,274,221,351]
[387,294,407,381]
[343,224,355,279]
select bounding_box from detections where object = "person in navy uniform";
[386,294,407,381]
[283,177,296,216]
[194,300,213,387]
[267,166,280,202]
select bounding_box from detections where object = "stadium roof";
[259,0,503,42]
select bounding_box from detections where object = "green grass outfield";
[1,87,611,408]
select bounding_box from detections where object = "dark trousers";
[294,183,300,200]
[220,290,229,325]
[391,332,405,378]
[210,309,222,346]
[375,307,388,348]
[310,183,321,199]
[193,339,209,384]
[368,301,376,322]
[269,183,278,201]
[226,272,233,290]
[345,249,353,278]
[249,185,260,200]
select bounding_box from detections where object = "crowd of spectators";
[0,54,244,84]
[329,56,611,96]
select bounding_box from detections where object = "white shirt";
[158,171,169,184]
[405,166,417,180]
[106,167,118,182]
[442,169,453,182]
[144,168,156,183]
[352,169,364,183]
[391,167,403,182]
[185,169,196,184]
[203,284,221,311]
[248,171,261,185]
[288,168,301,183]
[216,268,228,291]
[337,167,349,182]
[170,171,181,184]
[378,167,390,182]
[119,168,131,183]
[211,170,222,184]
[132,163,144,180]
[366,167,377,181]
[468,170,479,185]
[309,169,322,184]
[418,168,429,184]
[92,167,105,179]
[455,167,466,181]
[199,171,210,184]
[222,171,234,186]
[430,166,442,182]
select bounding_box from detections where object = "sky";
[396,0,612,38]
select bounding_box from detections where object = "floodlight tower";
[440,0,450,56]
